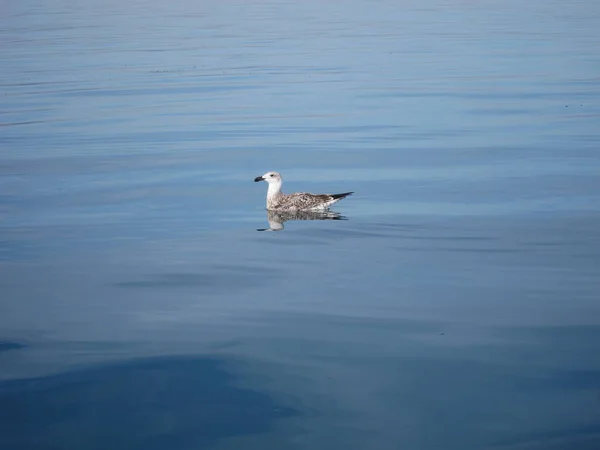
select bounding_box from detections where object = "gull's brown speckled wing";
[270,192,353,211]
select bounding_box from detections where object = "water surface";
[1,1,600,449]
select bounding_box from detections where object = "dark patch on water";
[0,356,298,450]
[0,341,25,352]
[115,266,282,291]
[491,425,600,450]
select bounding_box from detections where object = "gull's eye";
[270,174,275,177]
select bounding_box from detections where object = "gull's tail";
[331,192,354,200]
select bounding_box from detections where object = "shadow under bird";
[254,171,353,211]
[257,210,347,232]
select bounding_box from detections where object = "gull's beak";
[254,176,264,182]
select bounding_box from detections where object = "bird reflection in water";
[257,210,347,231]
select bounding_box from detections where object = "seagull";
[254,171,353,211]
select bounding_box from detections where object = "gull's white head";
[254,171,282,184]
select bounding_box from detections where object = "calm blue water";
[1,1,600,449]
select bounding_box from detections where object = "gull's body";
[254,171,353,212]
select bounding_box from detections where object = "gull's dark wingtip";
[331,192,354,200]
